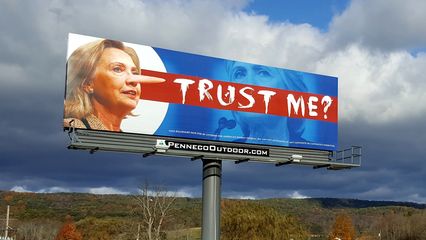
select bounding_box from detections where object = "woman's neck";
[91,101,126,131]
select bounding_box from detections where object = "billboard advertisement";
[64,33,338,151]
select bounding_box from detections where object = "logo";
[165,140,269,157]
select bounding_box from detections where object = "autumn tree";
[134,182,177,240]
[54,215,82,240]
[17,220,61,240]
[329,212,356,240]
[374,211,426,240]
[76,217,133,240]
[221,200,309,240]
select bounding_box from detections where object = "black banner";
[165,140,269,157]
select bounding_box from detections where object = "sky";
[0,0,426,203]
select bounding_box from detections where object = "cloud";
[10,185,70,193]
[0,0,425,204]
[230,195,256,200]
[175,187,198,198]
[137,186,197,198]
[10,186,31,193]
[315,46,426,123]
[87,186,130,195]
[329,0,426,51]
[288,191,308,199]
[38,186,71,193]
[3,0,423,125]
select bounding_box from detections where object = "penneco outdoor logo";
[164,140,269,157]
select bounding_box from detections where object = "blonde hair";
[64,39,140,119]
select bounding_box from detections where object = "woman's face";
[90,47,141,114]
[230,62,286,125]
[230,62,284,89]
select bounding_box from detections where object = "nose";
[245,69,257,85]
[126,73,140,87]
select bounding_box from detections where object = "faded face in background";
[230,62,286,127]
[89,48,141,114]
[230,62,284,89]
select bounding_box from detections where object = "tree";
[329,212,355,240]
[54,215,82,240]
[374,211,426,240]
[17,219,61,240]
[76,217,132,240]
[221,200,309,240]
[134,182,177,240]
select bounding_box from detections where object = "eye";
[257,69,271,78]
[112,65,124,73]
[131,68,139,75]
[232,67,246,80]
[110,63,127,74]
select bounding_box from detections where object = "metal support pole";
[5,205,9,238]
[201,159,222,240]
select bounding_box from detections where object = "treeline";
[1,191,425,239]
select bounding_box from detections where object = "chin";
[125,98,139,108]
[117,101,138,114]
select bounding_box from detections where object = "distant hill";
[307,197,425,209]
[0,190,425,220]
[1,190,425,239]
[259,197,426,210]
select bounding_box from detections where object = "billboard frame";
[66,127,361,169]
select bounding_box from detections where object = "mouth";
[121,90,138,99]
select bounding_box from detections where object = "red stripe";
[140,69,338,123]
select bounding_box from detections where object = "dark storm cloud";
[0,0,425,203]
[220,117,426,202]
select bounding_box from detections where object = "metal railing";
[67,128,361,170]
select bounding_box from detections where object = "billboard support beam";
[191,155,204,161]
[143,150,157,158]
[235,158,250,164]
[89,147,99,154]
[275,160,293,167]
[202,159,222,240]
[313,164,331,169]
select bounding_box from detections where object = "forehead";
[232,62,275,71]
[231,62,280,75]
[98,47,136,67]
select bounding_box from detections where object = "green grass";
[166,227,201,240]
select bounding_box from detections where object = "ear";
[83,84,94,94]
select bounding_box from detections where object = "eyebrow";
[253,65,271,71]
[109,62,125,66]
[108,62,136,68]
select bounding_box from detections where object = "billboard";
[64,33,338,151]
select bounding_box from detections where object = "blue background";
[153,47,337,151]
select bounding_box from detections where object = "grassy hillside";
[0,191,425,240]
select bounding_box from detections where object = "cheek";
[110,74,127,90]
[91,76,122,104]
[95,73,125,92]
[232,76,248,85]
[263,77,283,89]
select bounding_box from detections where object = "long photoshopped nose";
[127,73,166,85]
[126,73,140,87]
